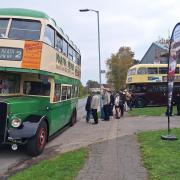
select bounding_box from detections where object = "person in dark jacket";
[119,91,125,117]
[176,93,180,115]
[109,91,115,117]
[85,92,92,122]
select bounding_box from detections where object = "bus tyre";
[70,110,77,126]
[27,120,47,156]
[135,98,147,108]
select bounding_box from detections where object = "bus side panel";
[48,99,77,135]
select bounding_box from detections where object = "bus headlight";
[11,118,22,128]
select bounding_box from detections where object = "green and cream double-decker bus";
[0,8,81,156]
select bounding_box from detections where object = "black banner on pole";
[161,23,180,141]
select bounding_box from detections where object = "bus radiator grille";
[0,103,7,142]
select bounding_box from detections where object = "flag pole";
[161,23,180,141]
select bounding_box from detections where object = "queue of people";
[85,88,133,124]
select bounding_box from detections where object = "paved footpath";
[76,115,180,180]
[3,113,180,179]
[76,117,147,180]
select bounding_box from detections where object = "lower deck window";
[61,86,67,100]
[24,81,50,96]
[0,73,20,95]
[54,84,61,102]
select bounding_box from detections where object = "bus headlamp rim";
[11,118,22,128]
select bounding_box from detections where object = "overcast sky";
[1,0,180,85]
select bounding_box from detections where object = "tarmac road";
[1,98,180,179]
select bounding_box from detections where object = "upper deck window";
[175,67,179,74]
[73,50,76,62]
[68,46,73,60]
[131,68,136,75]
[137,67,147,74]
[55,33,63,52]
[44,25,55,47]
[76,53,81,66]
[62,39,68,56]
[147,68,158,74]
[9,19,41,40]
[0,19,9,38]
[127,69,131,76]
[159,67,168,74]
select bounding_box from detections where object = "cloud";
[1,0,180,85]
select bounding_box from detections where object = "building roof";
[140,41,169,64]
[154,42,169,51]
[0,8,50,19]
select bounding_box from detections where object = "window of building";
[55,33,63,52]
[62,39,68,56]
[44,25,55,47]
[0,19,9,38]
[54,84,61,102]
[137,67,147,74]
[148,68,158,74]
[9,19,41,40]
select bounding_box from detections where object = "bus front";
[0,9,52,155]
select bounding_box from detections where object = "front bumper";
[7,121,40,144]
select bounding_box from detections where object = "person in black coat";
[109,91,115,116]
[176,93,180,115]
[119,91,126,117]
[85,92,92,122]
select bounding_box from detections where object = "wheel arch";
[134,96,148,107]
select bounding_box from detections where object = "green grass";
[138,128,180,180]
[128,106,177,116]
[9,148,88,180]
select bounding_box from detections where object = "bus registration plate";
[0,47,22,61]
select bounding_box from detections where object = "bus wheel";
[135,98,147,108]
[27,120,47,156]
[70,110,77,126]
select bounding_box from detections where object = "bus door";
[48,84,72,134]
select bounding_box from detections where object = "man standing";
[102,89,110,121]
[85,92,92,123]
[91,91,100,124]
[176,93,180,116]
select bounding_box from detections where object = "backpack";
[115,95,120,106]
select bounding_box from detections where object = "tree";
[106,47,134,90]
[79,82,88,97]
[86,80,99,89]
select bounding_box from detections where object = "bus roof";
[0,8,81,53]
[0,8,50,19]
[129,63,180,69]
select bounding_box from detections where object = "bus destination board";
[0,47,23,61]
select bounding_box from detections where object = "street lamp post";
[79,9,102,117]
[79,9,102,90]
